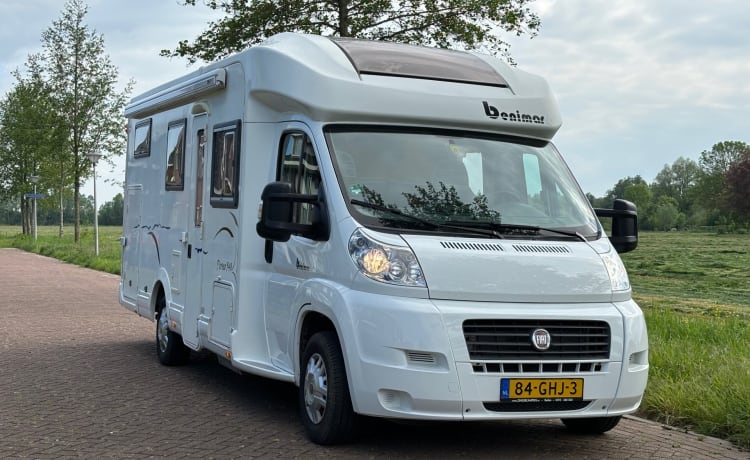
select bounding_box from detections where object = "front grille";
[471,361,605,374]
[484,401,591,412]
[463,320,611,360]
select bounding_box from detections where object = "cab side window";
[278,132,321,226]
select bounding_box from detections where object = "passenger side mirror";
[256,182,329,242]
[594,199,638,253]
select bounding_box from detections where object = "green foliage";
[622,182,652,212]
[593,142,750,230]
[98,193,124,226]
[163,0,540,64]
[725,150,750,218]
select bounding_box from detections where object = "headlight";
[600,249,631,292]
[348,229,426,287]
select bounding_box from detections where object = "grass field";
[620,232,750,448]
[0,226,748,448]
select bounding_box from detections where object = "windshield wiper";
[444,220,589,242]
[350,199,504,239]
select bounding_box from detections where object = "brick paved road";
[0,248,746,459]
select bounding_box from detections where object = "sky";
[2,0,749,206]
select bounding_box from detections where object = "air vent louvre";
[512,244,570,254]
[407,351,436,364]
[440,241,504,251]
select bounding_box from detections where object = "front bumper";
[340,293,648,420]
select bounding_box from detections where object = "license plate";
[500,378,583,401]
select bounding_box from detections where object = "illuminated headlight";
[600,249,631,292]
[348,229,426,287]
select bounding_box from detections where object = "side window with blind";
[278,132,322,226]
[210,120,241,208]
[165,119,186,190]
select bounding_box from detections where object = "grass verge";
[0,225,122,274]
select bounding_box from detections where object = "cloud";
[505,0,750,195]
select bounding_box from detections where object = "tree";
[162,0,540,64]
[651,157,700,213]
[726,150,750,219]
[651,196,680,231]
[40,0,131,242]
[98,193,124,226]
[0,58,65,235]
[603,175,647,205]
[694,141,750,212]
[622,183,652,214]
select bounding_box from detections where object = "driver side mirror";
[595,199,638,253]
[256,182,329,242]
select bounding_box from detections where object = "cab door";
[263,125,329,372]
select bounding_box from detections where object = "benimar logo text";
[483,101,545,124]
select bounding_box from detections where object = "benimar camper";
[120,33,647,444]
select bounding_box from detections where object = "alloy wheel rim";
[157,312,169,353]
[303,353,327,424]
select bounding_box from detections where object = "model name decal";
[296,258,310,271]
[483,101,545,124]
[217,259,234,272]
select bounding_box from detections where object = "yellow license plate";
[501,378,583,400]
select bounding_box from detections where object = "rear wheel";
[562,416,622,434]
[155,298,190,366]
[299,331,357,444]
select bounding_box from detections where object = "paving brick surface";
[0,248,746,459]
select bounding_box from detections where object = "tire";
[155,302,191,366]
[562,416,622,434]
[299,331,358,444]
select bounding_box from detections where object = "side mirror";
[256,182,329,242]
[595,199,638,253]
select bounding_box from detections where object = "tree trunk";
[21,197,29,235]
[59,158,64,237]
[74,156,80,243]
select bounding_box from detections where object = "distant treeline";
[0,192,123,227]
[588,141,749,232]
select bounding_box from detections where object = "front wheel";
[156,304,190,366]
[299,331,358,444]
[562,416,622,434]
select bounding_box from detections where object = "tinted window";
[278,132,321,226]
[133,119,151,158]
[165,119,186,190]
[331,38,508,87]
[210,120,241,208]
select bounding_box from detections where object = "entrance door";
[120,184,142,309]
[182,113,208,349]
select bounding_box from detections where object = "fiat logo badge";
[531,328,551,351]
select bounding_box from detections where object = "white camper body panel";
[120,33,647,431]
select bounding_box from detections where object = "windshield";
[326,128,599,239]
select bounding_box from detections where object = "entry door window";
[279,132,321,226]
[194,129,206,226]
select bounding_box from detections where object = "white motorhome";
[120,33,648,444]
